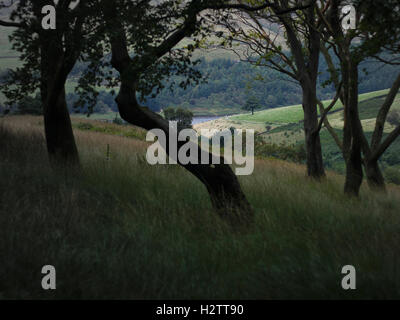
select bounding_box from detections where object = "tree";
[99,0,284,223]
[16,94,42,115]
[1,0,105,167]
[216,0,327,179]
[164,107,194,131]
[1,0,284,223]
[163,107,177,123]
[243,96,261,115]
[318,0,400,195]
[94,101,112,114]
[175,108,194,130]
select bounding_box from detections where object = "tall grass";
[1,116,400,300]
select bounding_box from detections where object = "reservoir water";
[192,116,224,125]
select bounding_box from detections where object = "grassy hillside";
[1,116,400,299]
[194,89,400,176]
[199,89,400,137]
[230,89,391,124]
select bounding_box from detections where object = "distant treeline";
[3,57,399,116]
[65,56,400,115]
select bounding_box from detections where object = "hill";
[1,23,400,116]
[62,57,400,116]
[195,89,400,176]
[1,115,400,299]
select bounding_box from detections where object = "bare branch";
[0,19,23,27]
[371,72,400,150]
[370,125,400,163]
[316,99,343,151]
[316,82,343,133]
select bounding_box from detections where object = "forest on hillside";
[62,55,400,115]
[2,55,399,116]
[145,57,400,114]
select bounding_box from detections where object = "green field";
[74,87,400,179]
[230,89,391,124]
[194,88,400,176]
[71,112,121,121]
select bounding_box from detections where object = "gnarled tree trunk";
[116,78,253,224]
[110,41,253,224]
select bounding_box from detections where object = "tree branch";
[317,99,343,151]
[370,125,400,162]
[209,0,313,15]
[316,82,343,133]
[371,72,400,150]
[0,19,23,27]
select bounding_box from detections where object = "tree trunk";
[42,87,80,167]
[104,3,253,225]
[344,142,363,196]
[365,159,386,192]
[280,2,325,180]
[39,27,80,168]
[343,58,364,196]
[115,81,254,225]
[302,87,326,179]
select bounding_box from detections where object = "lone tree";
[164,107,194,131]
[243,95,261,115]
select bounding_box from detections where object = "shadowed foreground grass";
[1,116,400,300]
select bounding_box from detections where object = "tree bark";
[323,1,400,195]
[342,56,365,196]
[38,7,80,168]
[42,87,80,167]
[303,86,326,179]
[364,159,386,191]
[344,142,363,196]
[279,3,326,180]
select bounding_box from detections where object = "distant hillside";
[1,3,400,116]
[61,57,400,117]
[194,89,400,176]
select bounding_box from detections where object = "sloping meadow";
[1,116,400,299]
